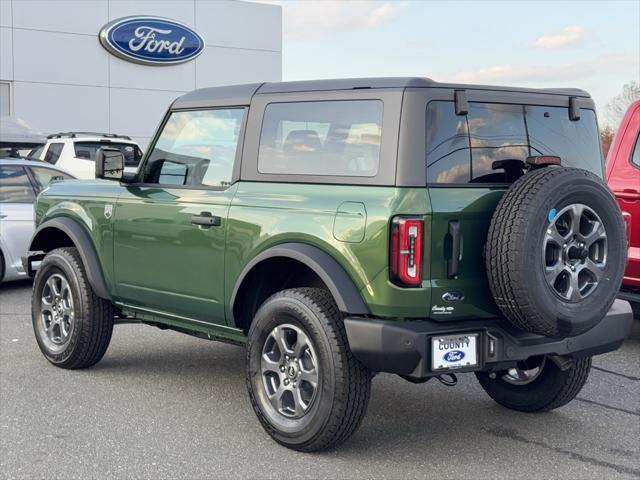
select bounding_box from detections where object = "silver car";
[0,158,74,282]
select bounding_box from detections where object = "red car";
[606,100,640,316]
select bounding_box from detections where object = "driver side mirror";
[95,147,124,180]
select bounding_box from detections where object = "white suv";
[37,132,143,179]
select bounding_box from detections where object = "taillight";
[390,216,424,287]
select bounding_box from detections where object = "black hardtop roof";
[171,77,591,109]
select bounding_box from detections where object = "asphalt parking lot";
[1,280,639,479]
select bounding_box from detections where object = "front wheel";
[245,288,372,452]
[475,356,591,412]
[31,247,114,369]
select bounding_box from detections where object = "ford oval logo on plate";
[443,350,465,362]
[99,16,205,66]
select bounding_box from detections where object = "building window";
[0,82,11,117]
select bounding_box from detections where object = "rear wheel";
[31,247,114,369]
[475,356,591,412]
[246,287,371,452]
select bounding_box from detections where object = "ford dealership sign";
[99,16,204,66]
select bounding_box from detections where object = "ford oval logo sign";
[99,16,205,66]
[443,350,465,362]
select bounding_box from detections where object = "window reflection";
[144,109,245,188]
[426,101,603,184]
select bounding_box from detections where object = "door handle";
[614,189,640,201]
[447,220,461,278]
[191,212,222,227]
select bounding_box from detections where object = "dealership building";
[0,0,282,148]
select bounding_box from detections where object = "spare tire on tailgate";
[485,167,626,338]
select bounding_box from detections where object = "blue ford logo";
[99,16,205,66]
[443,350,465,362]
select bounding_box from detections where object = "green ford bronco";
[25,78,633,451]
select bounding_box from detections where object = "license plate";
[431,333,479,371]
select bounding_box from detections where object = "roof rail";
[46,132,132,140]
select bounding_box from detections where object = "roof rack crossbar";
[46,132,132,140]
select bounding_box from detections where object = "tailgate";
[427,187,504,320]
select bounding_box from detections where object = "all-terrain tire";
[31,247,114,368]
[475,357,592,412]
[486,167,627,338]
[246,287,371,452]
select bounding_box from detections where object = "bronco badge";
[104,204,113,219]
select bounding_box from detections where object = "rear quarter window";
[29,166,73,190]
[43,143,64,164]
[258,100,383,177]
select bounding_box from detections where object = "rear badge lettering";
[432,305,454,315]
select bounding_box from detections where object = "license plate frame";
[431,333,480,371]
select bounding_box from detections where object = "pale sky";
[259,0,640,126]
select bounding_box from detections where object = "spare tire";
[485,167,626,338]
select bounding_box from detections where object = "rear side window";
[426,101,603,184]
[29,167,73,190]
[632,134,640,168]
[0,166,35,203]
[43,143,64,164]
[74,142,143,167]
[258,100,383,177]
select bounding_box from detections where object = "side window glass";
[426,101,470,183]
[632,134,640,168]
[467,103,529,183]
[29,167,73,190]
[258,100,383,177]
[0,166,36,203]
[143,108,245,188]
[44,143,64,164]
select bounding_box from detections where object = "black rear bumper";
[344,299,634,379]
[618,289,640,306]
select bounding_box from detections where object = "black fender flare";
[230,242,370,318]
[29,218,111,300]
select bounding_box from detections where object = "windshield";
[74,142,142,167]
